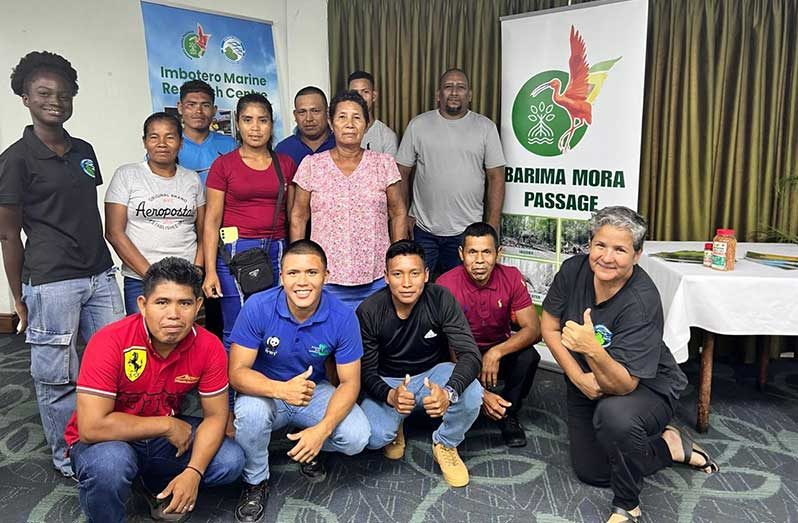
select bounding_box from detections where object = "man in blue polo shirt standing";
[176,80,237,343]
[274,86,336,167]
[228,240,369,523]
[176,80,237,183]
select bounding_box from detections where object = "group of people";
[0,50,719,523]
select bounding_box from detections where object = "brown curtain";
[640,0,798,242]
[328,0,571,139]
[328,0,798,243]
[638,0,798,361]
[329,0,798,361]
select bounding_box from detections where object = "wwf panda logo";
[264,336,280,356]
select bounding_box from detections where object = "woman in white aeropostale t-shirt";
[105,112,206,314]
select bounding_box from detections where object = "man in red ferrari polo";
[64,257,244,523]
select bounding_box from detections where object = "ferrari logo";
[124,347,148,382]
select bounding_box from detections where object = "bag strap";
[264,151,285,251]
[218,236,233,266]
[218,151,286,267]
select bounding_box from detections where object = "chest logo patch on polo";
[593,324,613,348]
[80,159,96,178]
[124,347,147,382]
[308,343,331,357]
[175,374,199,384]
[264,336,280,356]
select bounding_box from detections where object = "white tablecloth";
[637,241,798,363]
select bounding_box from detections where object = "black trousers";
[493,346,541,415]
[566,379,674,511]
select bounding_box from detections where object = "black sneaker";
[133,477,191,522]
[499,414,527,448]
[299,459,327,483]
[235,481,268,523]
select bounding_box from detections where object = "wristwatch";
[443,385,459,404]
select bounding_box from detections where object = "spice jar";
[711,229,736,271]
[703,243,713,267]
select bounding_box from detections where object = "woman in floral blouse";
[290,90,407,309]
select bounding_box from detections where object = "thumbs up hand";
[388,374,415,415]
[582,308,594,329]
[281,366,316,406]
[562,308,599,355]
[422,377,450,418]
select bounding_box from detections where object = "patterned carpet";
[1,333,796,522]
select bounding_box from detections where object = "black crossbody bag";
[218,153,285,298]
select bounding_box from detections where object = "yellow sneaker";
[383,420,406,460]
[432,442,469,487]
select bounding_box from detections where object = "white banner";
[501,0,648,221]
[500,0,649,369]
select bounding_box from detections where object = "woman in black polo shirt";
[541,206,719,523]
[0,52,124,478]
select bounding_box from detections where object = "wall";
[0,0,329,314]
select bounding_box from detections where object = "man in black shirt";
[0,52,123,477]
[357,240,482,488]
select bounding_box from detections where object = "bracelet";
[186,465,204,479]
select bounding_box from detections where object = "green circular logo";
[80,159,96,178]
[221,36,245,63]
[182,32,205,60]
[512,70,588,157]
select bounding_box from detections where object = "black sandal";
[608,506,640,523]
[664,425,720,474]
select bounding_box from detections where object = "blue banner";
[140,1,284,141]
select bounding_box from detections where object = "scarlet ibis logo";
[512,26,621,156]
[182,23,211,60]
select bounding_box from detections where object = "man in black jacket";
[357,240,482,488]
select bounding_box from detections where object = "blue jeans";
[325,278,386,310]
[216,238,285,349]
[123,276,144,315]
[70,415,245,523]
[234,381,370,484]
[22,267,124,476]
[412,225,465,276]
[360,362,483,449]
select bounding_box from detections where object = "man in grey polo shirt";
[396,68,505,276]
[348,70,398,156]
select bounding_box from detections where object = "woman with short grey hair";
[588,205,648,252]
[541,206,719,523]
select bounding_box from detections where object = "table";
[638,241,798,432]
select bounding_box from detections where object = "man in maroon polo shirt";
[65,257,244,523]
[438,222,542,447]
